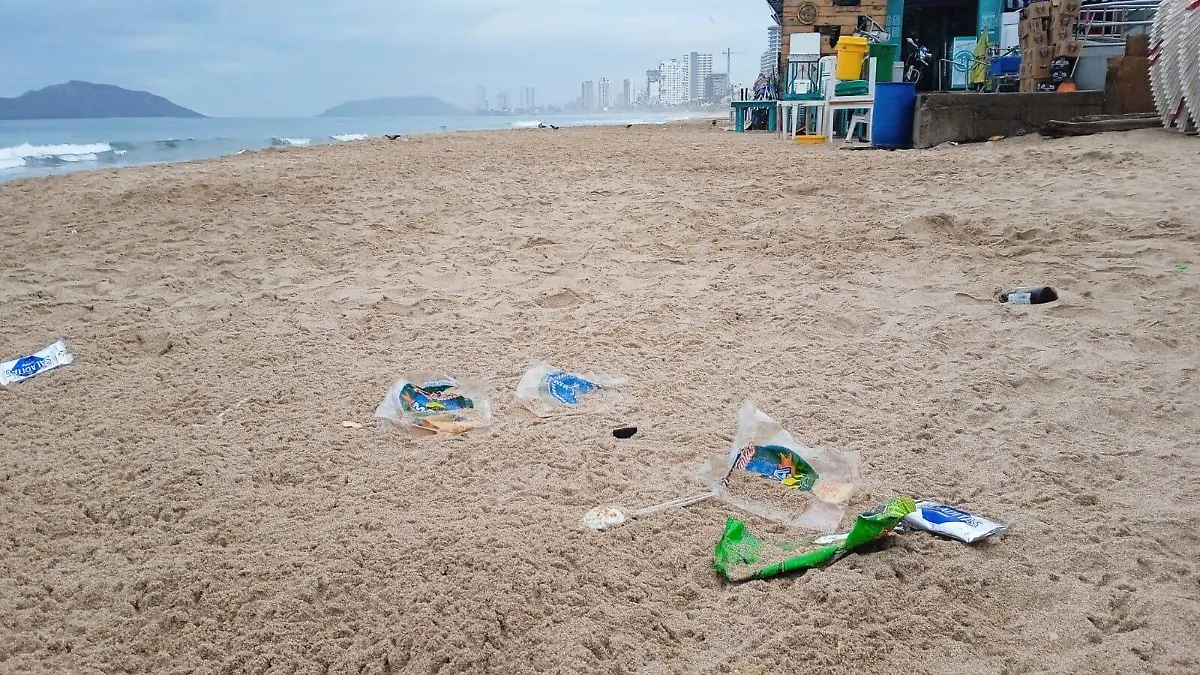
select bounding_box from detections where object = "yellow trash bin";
[835,36,870,81]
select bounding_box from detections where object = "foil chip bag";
[714,498,916,582]
[903,500,1007,543]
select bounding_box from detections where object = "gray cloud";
[1,0,770,116]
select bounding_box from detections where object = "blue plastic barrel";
[872,82,917,149]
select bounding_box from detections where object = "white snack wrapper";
[903,500,1007,543]
[1,339,75,386]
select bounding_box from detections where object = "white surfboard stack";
[1150,0,1200,131]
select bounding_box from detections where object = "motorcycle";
[904,38,933,85]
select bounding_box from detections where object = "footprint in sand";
[535,289,585,309]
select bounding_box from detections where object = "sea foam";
[331,133,367,142]
[0,142,113,166]
[271,137,312,146]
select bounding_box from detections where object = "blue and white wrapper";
[1,339,75,386]
[903,500,1007,543]
[515,362,624,417]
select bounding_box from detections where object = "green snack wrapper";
[713,497,916,581]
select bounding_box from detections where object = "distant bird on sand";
[385,134,403,140]
[626,124,634,129]
[537,123,548,129]
[549,125,560,130]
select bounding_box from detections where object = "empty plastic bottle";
[1000,287,1058,305]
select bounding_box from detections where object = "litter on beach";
[713,498,916,582]
[612,426,638,438]
[581,490,718,531]
[703,399,861,533]
[1,339,75,387]
[375,375,491,435]
[586,400,861,534]
[901,501,1007,543]
[514,362,623,417]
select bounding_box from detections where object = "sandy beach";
[1,121,1198,674]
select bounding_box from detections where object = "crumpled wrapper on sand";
[514,362,624,417]
[702,399,861,533]
[375,374,491,435]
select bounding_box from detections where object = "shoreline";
[0,112,724,185]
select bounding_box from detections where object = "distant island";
[319,96,465,117]
[0,81,204,120]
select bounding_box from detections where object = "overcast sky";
[1,1,772,117]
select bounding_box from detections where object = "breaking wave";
[510,120,543,128]
[0,142,113,170]
[270,137,311,146]
[331,133,368,142]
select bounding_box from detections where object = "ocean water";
[0,112,707,182]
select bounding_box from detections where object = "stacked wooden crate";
[1019,0,1083,92]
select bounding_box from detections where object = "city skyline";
[472,38,755,113]
[564,47,736,111]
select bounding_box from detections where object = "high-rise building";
[496,90,509,110]
[598,78,611,109]
[685,52,714,101]
[516,86,535,109]
[705,73,731,100]
[645,69,660,103]
[581,80,595,110]
[658,59,688,105]
[476,85,488,111]
[621,79,633,107]
[761,25,782,77]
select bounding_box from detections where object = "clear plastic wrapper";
[514,362,623,417]
[375,374,491,435]
[701,399,861,533]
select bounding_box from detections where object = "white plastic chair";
[778,56,836,139]
[824,56,877,143]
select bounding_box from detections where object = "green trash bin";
[869,43,898,83]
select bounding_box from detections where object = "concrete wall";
[912,91,1105,147]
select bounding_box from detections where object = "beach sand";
[1,122,1198,673]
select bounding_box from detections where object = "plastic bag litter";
[374,375,491,435]
[713,497,916,581]
[1,339,75,387]
[701,399,861,533]
[514,362,624,417]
